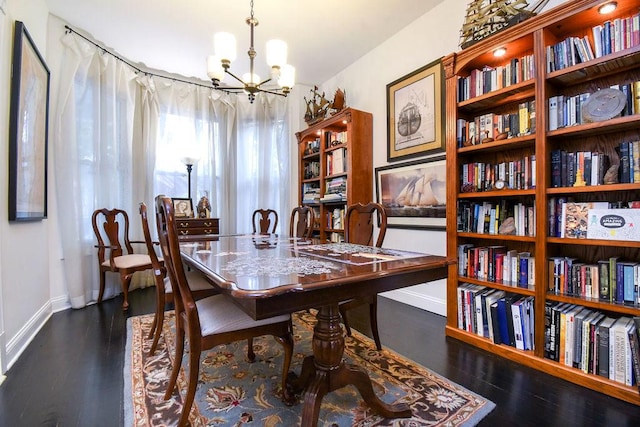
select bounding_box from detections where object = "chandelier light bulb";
[266,39,288,68]
[242,72,261,85]
[207,56,225,82]
[214,32,237,64]
[278,64,295,89]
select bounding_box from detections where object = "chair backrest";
[139,202,163,274]
[289,206,315,238]
[92,208,134,263]
[252,208,279,234]
[344,202,387,248]
[155,195,198,324]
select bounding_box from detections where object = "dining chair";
[289,206,315,238]
[139,202,221,355]
[156,196,294,426]
[340,202,388,350]
[92,208,154,310]
[252,208,278,234]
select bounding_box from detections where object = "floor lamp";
[181,156,200,202]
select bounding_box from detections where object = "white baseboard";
[51,294,71,313]
[381,288,446,317]
[5,302,52,371]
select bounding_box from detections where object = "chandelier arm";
[257,89,286,97]
[256,77,273,87]
[224,69,246,85]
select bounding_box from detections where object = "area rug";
[125,310,495,426]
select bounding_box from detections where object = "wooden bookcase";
[443,0,640,405]
[296,108,373,242]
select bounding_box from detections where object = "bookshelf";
[444,0,640,405]
[296,108,373,242]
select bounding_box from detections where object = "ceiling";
[45,0,446,87]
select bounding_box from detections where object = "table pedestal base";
[288,303,412,427]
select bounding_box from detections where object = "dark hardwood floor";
[1,286,639,426]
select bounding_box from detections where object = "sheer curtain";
[54,33,139,308]
[230,94,291,233]
[52,29,292,308]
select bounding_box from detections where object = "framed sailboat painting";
[386,58,444,162]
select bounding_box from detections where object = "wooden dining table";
[179,234,451,427]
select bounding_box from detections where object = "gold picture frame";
[386,58,444,162]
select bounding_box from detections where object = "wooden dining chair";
[92,208,154,310]
[340,202,388,350]
[289,206,315,238]
[252,208,278,234]
[156,196,294,426]
[139,202,220,355]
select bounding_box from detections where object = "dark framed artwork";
[8,21,50,221]
[386,58,444,162]
[172,198,194,218]
[375,155,446,230]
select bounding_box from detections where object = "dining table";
[179,233,451,427]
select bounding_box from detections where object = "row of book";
[618,140,640,184]
[550,149,612,188]
[457,200,536,237]
[301,183,320,203]
[457,285,535,350]
[303,160,320,180]
[460,156,536,192]
[457,54,535,102]
[545,302,639,387]
[548,256,640,305]
[458,244,535,289]
[319,176,346,202]
[546,12,640,73]
[455,101,536,147]
[547,199,640,240]
[326,147,347,175]
[326,130,347,148]
[548,83,639,131]
[303,138,321,156]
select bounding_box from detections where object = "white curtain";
[52,29,292,308]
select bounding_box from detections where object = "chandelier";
[206,0,295,103]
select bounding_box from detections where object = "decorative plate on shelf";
[582,88,627,122]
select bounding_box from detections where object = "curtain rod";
[64,25,214,91]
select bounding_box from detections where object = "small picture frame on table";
[172,198,194,218]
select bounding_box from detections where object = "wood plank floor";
[0,286,639,426]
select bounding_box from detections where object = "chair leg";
[97,270,106,303]
[164,321,185,400]
[369,299,382,351]
[179,338,202,427]
[148,278,167,354]
[247,338,255,362]
[121,273,133,311]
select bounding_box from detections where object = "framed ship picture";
[375,156,446,230]
[386,58,444,162]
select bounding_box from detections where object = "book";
[597,316,616,378]
[628,320,640,392]
[560,201,609,239]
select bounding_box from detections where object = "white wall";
[0,0,53,374]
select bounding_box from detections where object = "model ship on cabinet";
[459,0,549,48]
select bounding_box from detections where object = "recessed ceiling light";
[598,1,617,14]
[493,47,507,57]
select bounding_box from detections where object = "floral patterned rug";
[125,310,494,426]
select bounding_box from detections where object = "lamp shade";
[266,39,287,68]
[207,56,225,81]
[214,32,237,63]
[278,64,295,89]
